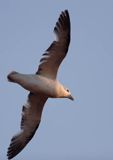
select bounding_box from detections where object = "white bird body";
[8,71,68,98]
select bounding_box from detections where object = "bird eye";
[66,89,69,92]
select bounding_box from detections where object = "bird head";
[64,87,74,100]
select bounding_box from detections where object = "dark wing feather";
[37,10,71,79]
[7,93,47,159]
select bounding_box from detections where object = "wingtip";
[62,9,69,17]
[64,9,69,14]
[54,9,70,34]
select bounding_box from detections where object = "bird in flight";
[7,10,74,159]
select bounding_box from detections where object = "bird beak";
[68,95,74,101]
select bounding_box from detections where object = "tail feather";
[7,71,18,82]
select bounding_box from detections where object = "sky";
[0,0,113,160]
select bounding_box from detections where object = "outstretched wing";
[7,93,47,159]
[37,10,71,79]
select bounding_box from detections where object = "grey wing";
[37,10,71,79]
[7,93,47,159]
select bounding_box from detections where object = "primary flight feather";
[7,10,74,159]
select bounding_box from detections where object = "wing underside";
[37,10,71,79]
[7,93,47,159]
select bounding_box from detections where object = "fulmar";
[7,10,74,159]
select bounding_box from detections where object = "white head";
[57,84,74,100]
[63,87,74,100]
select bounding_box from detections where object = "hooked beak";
[68,95,74,101]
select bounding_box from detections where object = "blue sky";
[0,0,113,160]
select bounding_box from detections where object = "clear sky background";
[0,0,113,160]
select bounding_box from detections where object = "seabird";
[7,10,74,159]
